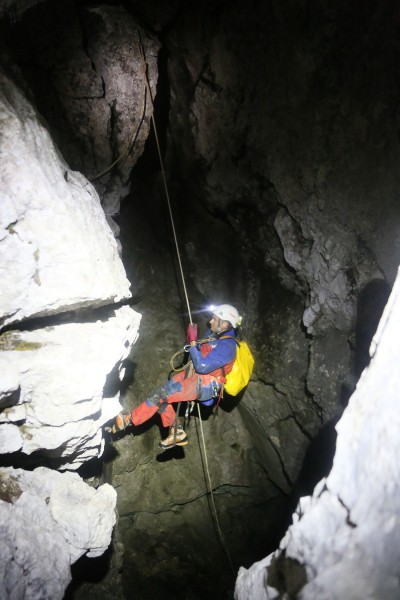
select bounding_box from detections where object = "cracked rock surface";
[235,267,400,599]
[0,467,116,600]
[3,0,159,216]
[112,399,288,598]
[0,36,141,600]
[0,69,141,468]
[0,306,140,469]
[0,69,131,326]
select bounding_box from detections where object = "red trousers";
[131,370,202,428]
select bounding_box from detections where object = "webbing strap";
[219,335,239,379]
[218,335,240,347]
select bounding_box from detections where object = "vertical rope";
[196,404,236,575]
[137,34,193,324]
[138,33,235,576]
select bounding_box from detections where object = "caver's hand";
[186,323,198,343]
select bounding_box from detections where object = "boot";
[107,413,131,434]
[158,424,188,450]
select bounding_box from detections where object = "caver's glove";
[186,323,198,343]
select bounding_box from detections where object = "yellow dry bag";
[224,340,254,396]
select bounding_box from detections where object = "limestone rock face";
[0,70,131,327]
[0,305,140,469]
[3,2,400,598]
[0,466,117,600]
[0,37,140,600]
[235,267,400,599]
[0,69,142,468]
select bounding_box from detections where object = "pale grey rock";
[0,305,141,468]
[236,556,276,600]
[273,201,382,335]
[0,70,131,327]
[0,359,19,406]
[235,267,400,599]
[274,207,311,286]
[0,423,22,453]
[0,466,116,600]
[0,494,70,600]
[49,474,117,561]
[0,68,142,468]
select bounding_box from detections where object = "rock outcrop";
[0,51,140,599]
[0,466,117,600]
[3,1,160,217]
[235,267,400,599]
[0,306,140,469]
[0,69,131,326]
[2,1,400,598]
[0,69,141,467]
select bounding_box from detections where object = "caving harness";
[167,332,254,455]
[170,334,254,398]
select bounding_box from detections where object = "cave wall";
[236,265,400,599]
[0,467,117,600]
[164,0,400,425]
[0,0,352,502]
[2,0,160,216]
[0,39,140,599]
[0,68,141,468]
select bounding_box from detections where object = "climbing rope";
[196,405,236,575]
[136,33,193,324]
[89,46,149,183]
[89,89,148,182]
[169,337,215,373]
[137,34,235,575]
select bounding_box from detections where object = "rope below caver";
[136,33,235,576]
[196,406,235,575]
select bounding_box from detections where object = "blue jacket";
[189,328,237,374]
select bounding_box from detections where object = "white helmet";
[212,304,242,328]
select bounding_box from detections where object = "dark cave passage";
[107,175,296,600]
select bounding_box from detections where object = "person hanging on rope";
[109,304,241,450]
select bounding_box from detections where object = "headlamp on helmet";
[210,304,242,328]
